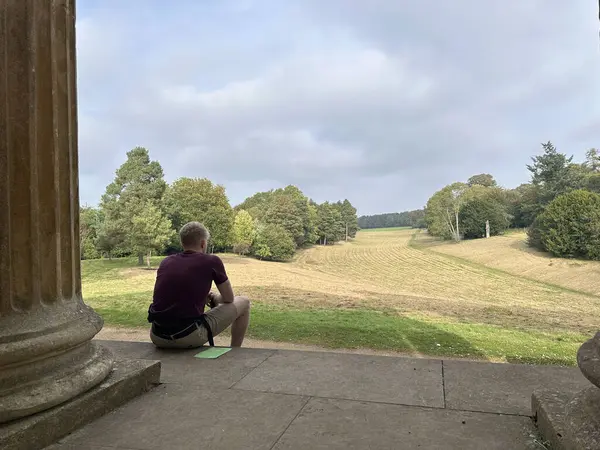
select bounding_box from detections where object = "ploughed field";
[83,228,600,365]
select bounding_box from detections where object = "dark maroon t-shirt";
[149,251,228,322]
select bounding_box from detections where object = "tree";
[236,187,353,256]
[306,202,319,244]
[407,209,427,228]
[337,199,359,240]
[509,183,541,228]
[587,173,600,193]
[253,223,296,261]
[585,148,600,172]
[467,174,497,187]
[460,196,510,239]
[80,206,102,259]
[263,194,304,248]
[165,178,234,251]
[526,141,577,208]
[100,147,167,264]
[316,202,345,245]
[232,210,256,255]
[96,218,126,260]
[448,183,471,241]
[235,190,275,221]
[240,186,317,248]
[280,185,318,247]
[425,191,451,239]
[129,202,175,268]
[425,183,469,241]
[528,190,600,260]
[567,162,593,191]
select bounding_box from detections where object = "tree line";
[80,147,358,264]
[357,210,426,229]
[424,143,600,260]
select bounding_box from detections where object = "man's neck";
[183,247,204,254]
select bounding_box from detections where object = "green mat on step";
[194,347,232,359]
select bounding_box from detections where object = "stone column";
[563,334,600,446]
[0,0,113,423]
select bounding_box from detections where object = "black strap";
[197,315,214,347]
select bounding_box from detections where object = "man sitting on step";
[147,221,251,349]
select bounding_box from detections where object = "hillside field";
[83,228,600,366]
[415,231,600,297]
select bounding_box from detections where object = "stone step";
[0,359,161,450]
[533,387,600,450]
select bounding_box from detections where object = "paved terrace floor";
[46,340,590,450]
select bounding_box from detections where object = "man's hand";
[207,291,220,308]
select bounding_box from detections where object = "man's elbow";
[220,290,234,303]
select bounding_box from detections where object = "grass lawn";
[83,228,598,366]
[413,230,600,297]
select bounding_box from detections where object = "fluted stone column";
[0,0,113,423]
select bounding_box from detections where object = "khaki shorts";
[150,303,238,349]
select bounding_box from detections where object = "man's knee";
[234,296,251,315]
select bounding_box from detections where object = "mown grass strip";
[88,290,582,367]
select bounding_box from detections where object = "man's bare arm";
[215,279,235,304]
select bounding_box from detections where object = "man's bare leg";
[208,293,250,347]
[230,296,250,347]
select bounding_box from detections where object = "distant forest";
[358,210,426,229]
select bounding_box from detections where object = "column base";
[533,386,600,450]
[0,358,161,450]
[0,303,114,423]
[0,343,113,423]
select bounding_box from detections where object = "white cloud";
[75,0,600,214]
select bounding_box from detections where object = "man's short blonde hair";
[179,222,210,247]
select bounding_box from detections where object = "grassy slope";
[415,231,600,297]
[83,228,599,366]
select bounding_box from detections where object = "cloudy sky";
[76,0,600,215]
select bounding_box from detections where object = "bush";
[459,197,510,240]
[232,243,251,255]
[252,223,296,262]
[528,190,600,259]
[81,239,100,260]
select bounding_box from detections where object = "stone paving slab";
[95,340,155,360]
[146,347,275,388]
[233,350,444,407]
[444,360,589,416]
[273,397,540,450]
[53,383,309,450]
[96,340,275,388]
[39,343,571,450]
[47,445,131,450]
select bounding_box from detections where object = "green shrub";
[81,239,100,260]
[252,223,296,262]
[460,197,510,239]
[528,189,600,259]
